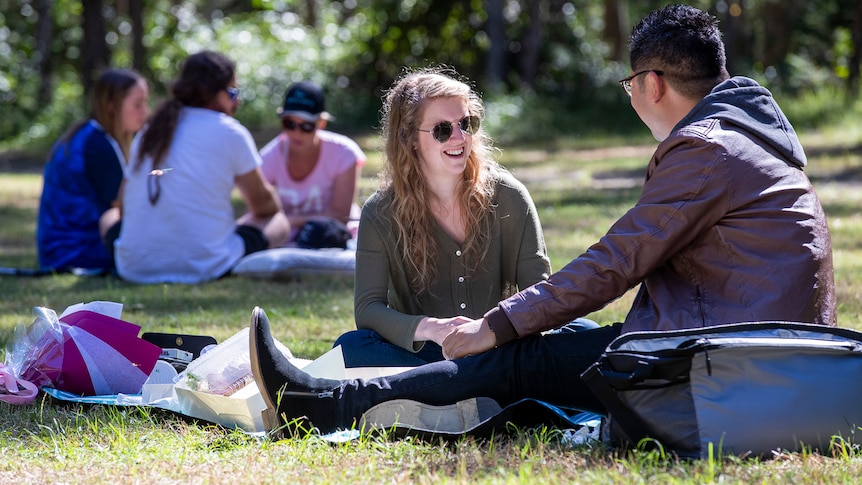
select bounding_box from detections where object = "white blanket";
[231,247,355,280]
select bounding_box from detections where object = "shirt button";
[455,250,462,256]
[458,276,465,283]
[460,303,466,309]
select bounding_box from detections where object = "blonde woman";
[336,67,595,367]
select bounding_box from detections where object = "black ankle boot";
[249,306,345,437]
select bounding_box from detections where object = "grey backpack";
[581,322,862,458]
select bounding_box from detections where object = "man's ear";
[647,71,666,103]
[318,119,328,130]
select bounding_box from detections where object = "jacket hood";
[672,76,807,168]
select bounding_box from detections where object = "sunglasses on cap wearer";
[418,115,481,143]
[281,118,317,133]
[226,87,240,102]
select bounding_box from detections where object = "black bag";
[581,322,862,458]
[141,332,217,359]
[295,219,351,249]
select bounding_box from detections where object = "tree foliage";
[1,0,860,150]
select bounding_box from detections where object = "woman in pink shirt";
[258,81,366,247]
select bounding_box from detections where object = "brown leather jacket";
[487,77,836,341]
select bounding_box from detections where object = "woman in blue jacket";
[36,68,149,273]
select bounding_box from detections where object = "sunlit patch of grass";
[2,131,862,482]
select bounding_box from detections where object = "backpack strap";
[580,361,653,445]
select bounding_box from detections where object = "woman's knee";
[332,329,382,351]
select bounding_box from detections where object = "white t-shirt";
[115,107,260,284]
[259,130,366,218]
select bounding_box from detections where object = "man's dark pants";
[334,323,623,423]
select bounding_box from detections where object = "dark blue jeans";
[332,323,622,426]
[334,319,601,368]
[333,330,446,367]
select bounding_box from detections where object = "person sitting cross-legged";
[334,66,596,369]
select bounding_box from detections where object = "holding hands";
[441,318,496,360]
[415,316,495,359]
[414,315,472,347]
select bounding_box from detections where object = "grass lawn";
[1,130,862,483]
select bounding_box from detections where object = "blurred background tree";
[1,0,860,153]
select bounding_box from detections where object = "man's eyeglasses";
[281,118,317,133]
[226,87,240,102]
[618,70,664,96]
[418,115,481,143]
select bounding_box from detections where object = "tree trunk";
[35,0,54,105]
[129,0,146,75]
[304,0,319,29]
[603,0,628,61]
[485,0,506,89]
[760,0,795,73]
[518,0,543,89]
[81,0,110,95]
[849,0,862,99]
[720,0,746,76]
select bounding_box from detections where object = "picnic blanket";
[19,302,600,442]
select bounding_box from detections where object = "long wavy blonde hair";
[379,66,504,295]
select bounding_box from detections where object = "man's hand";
[441,318,496,360]
[414,316,473,346]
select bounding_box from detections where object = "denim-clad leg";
[546,317,601,334]
[333,329,445,367]
[333,323,622,426]
[336,320,599,368]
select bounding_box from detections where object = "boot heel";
[261,406,284,439]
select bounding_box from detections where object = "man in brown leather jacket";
[248,4,837,435]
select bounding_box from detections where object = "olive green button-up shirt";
[354,171,551,352]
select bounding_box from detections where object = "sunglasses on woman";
[418,115,481,143]
[282,118,317,133]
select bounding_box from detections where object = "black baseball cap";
[277,81,330,122]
